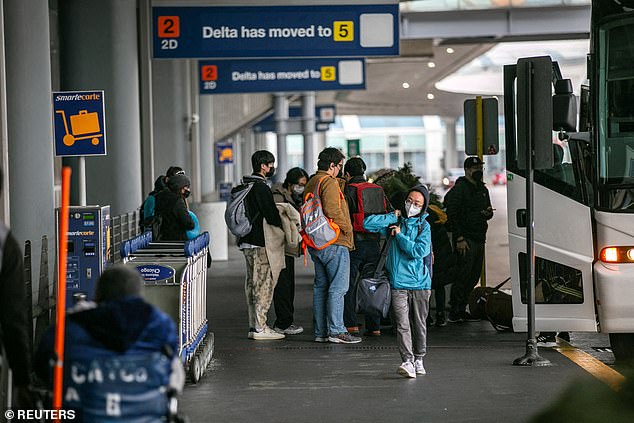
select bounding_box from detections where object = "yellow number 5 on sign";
[320,67,336,81]
[333,21,354,42]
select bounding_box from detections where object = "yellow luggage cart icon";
[55,109,103,147]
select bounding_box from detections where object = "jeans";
[449,238,485,314]
[344,239,382,331]
[309,244,350,337]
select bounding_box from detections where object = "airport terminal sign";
[52,91,107,157]
[153,4,399,59]
[199,59,365,94]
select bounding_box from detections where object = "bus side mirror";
[553,79,577,132]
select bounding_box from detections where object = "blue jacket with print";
[363,212,432,290]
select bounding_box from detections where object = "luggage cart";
[121,232,213,383]
[55,109,103,146]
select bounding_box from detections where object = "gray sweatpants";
[391,289,431,363]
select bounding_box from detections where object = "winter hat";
[167,174,191,192]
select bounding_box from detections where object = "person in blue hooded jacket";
[364,185,432,379]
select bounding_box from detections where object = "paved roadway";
[178,185,628,422]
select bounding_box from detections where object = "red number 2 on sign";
[158,16,180,38]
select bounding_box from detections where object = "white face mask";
[405,200,422,218]
[292,185,305,195]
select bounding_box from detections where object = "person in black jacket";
[239,150,284,340]
[0,169,32,410]
[343,157,388,336]
[445,156,493,323]
[154,174,195,241]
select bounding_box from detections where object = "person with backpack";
[303,148,360,344]
[235,150,284,341]
[364,185,432,379]
[139,166,184,232]
[445,156,494,323]
[342,157,389,336]
[270,167,308,336]
[153,174,195,241]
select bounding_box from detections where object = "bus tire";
[609,333,634,362]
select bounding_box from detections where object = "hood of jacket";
[69,297,153,353]
[403,184,430,217]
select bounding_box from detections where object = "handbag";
[355,234,393,318]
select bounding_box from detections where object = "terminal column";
[4,0,56,281]
[58,0,142,215]
[199,94,215,201]
[275,93,289,180]
[302,92,317,173]
[444,117,459,170]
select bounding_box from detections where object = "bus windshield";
[598,19,634,211]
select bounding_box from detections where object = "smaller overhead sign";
[252,105,336,134]
[199,59,365,94]
[216,143,234,164]
[53,91,107,157]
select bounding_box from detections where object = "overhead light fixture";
[427,62,436,68]
[446,47,455,54]
[402,82,410,89]
[427,93,435,100]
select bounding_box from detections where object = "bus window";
[534,142,581,201]
[518,253,584,305]
[597,19,634,211]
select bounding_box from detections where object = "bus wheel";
[609,333,634,362]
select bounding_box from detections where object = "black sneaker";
[536,332,557,347]
[447,311,463,323]
[435,312,447,327]
[461,311,480,322]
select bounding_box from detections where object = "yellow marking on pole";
[554,343,625,392]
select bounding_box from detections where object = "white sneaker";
[414,359,426,375]
[397,361,416,378]
[274,324,304,335]
[252,326,285,340]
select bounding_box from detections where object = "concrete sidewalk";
[179,247,589,423]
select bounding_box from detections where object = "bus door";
[506,135,597,333]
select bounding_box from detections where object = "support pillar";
[275,93,289,180]
[199,94,215,201]
[302,92,316,173]
[58,0,142,215]
[444,117,459,170]
[4,0,56,282]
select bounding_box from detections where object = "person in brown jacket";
[304,148,360,344]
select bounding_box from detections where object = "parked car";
[442,168,464,189]
[492,170,507,185]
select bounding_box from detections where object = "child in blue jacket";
[364,185,432,378]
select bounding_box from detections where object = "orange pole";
[53,167,71,419]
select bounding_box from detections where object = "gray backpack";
[224,182,258,237]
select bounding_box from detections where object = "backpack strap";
[373,234,393,279]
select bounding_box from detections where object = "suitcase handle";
[79,110,88,114]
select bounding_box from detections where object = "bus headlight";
[600,246,634,263]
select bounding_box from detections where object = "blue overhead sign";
[199,58,365,94]
[153,4,399,59]
[253,105,336,134]
[53,91,107,157]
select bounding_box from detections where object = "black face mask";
[265,167,276,178]
[472,170,484,181]
[183,189,191,198]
